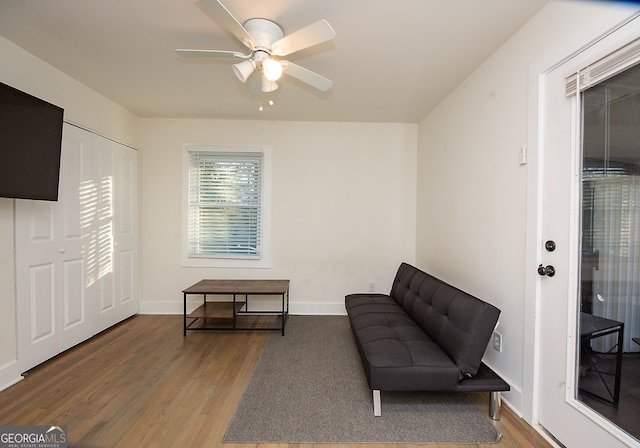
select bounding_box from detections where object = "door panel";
[29,263,55,343]
[114,143,138,319]
[58,126,91,351]
[30,203,54,241]
[538,61,581,443]
[537,22,640,448]
[16,200,59,370]
[63,258,84,328]
[98,137,115,316]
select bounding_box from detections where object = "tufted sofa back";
[390,262,500,377]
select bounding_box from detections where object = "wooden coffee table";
[182,279,290,336]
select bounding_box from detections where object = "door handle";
[538,264,556,277]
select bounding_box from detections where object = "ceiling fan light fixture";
[261,76,278,92]
[262,58,283,81]
[232,59,256,83]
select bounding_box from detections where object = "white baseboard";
[0,361,23,392]
[139,300,187,314]
[501,384,522,416]
[139,300,347,316]
[290,302,346,315]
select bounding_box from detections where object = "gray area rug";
[223,315,501,444]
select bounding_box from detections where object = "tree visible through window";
[187,149,263,259]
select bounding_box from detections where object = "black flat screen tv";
[0,81,64,201]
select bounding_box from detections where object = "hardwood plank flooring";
[0,315,552,448]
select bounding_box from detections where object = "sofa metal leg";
[373,390,381,416]
[489,391,501,420]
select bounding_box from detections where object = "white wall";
[138,119,417,314]
[0,36,140,389]
[416,0,639,418]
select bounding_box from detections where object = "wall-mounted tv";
[0,81,64,201]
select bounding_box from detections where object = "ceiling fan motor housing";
[243,18,284,53]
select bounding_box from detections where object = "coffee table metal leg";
[232,294,237,329]
[281,292,285,336]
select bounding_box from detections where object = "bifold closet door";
[15,124,92,370]
[84,133,118,334]
[113,141,138,322]
[15,124,138,372]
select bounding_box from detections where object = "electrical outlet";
[493,331,503,352]
[368,281,375,292]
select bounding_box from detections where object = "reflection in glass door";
[579,62,640,441]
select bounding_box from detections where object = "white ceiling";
[0,0,548,123]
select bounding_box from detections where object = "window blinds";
[187,150,263,258]
[566,36,640,96]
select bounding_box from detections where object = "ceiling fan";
[176,0,336,93]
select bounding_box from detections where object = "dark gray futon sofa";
[345,262,509,419]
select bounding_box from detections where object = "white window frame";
[182,144,271,268]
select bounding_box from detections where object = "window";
[182,145,271,268]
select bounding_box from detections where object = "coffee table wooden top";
[183,279,290,295]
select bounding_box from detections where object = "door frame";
[523,10,640,445]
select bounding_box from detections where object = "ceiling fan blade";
[281,61,333,92]
[175,49,248,59]
[270,20,335,56]
[198,0,256,49]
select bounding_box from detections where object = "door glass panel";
[579,62,640,441]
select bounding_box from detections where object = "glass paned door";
[579,62,640,441]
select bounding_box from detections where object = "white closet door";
[15,124,138,372]
[16,124,92,369]
[86,134,117,333]
[15,199,59,371]
[57,125,94,352]
[114,142,138,320]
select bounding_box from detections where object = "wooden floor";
[0,315,553,448]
